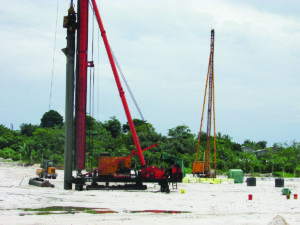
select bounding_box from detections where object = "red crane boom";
[90,0,146,167]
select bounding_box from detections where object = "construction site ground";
[0,164,299,225]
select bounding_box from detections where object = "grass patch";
[273,172,295,178]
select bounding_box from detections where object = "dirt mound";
[31,164,41,168]
[268,215,289,225]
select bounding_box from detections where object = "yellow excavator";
[36,160,57,179]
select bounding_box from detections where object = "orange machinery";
[98,155,131,176]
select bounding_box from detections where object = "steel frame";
[66,0,182,192]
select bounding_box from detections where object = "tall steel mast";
[204,29,215,177]
[74,0,89,174]
[193,29,217,178]
[63,1,76,190]
[63,0,89,190]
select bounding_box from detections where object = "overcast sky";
[0,0,299,147]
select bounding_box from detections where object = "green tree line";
[1,110,300,177]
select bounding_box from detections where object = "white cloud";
[0,0,299,146]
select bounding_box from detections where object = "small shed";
[228,169,243,183]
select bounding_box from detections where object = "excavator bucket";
[28,177,55,188]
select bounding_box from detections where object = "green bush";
[284,173,295,178]
[273,172,283,177]
[3,147,14,159]
[11,152,20,161]
[216,169,228,174]
[0,150,7,159]
[185,167,192,174]
[52,154,64,165]
[273,171,294,178]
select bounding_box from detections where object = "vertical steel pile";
[63,3,76,190]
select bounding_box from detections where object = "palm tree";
[18,143,26,161]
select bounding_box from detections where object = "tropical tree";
[168,125,195,155]
[40,110,63,128]
[103,116,121,138]
[0,136,8,150]
[122,118,146,133]
[18,142,27,161]
[20,123,39,136]
[257,141,267,149]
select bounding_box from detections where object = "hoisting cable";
[91,6,96,159]
[48,0,60,110]
[111,49,155,141]
[88,2,96,171]
[89,3,95,118]
[194,52,211,165]
[89,0,98,121]
[88,0,96,120]
[96,29,100,121]
[88,1,154,141]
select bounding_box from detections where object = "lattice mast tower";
[193,29,217,178]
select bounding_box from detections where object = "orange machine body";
[98,156,131,175]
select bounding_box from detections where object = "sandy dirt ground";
[0,165,299,225]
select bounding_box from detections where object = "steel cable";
[48,0,60,110]
[111,49,155,141]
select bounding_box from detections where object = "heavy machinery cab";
[45,160,54,168]
[37,160,57,179]
[78,153,183,193]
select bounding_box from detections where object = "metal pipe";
[211,29,217,178]
[63,4,76,190]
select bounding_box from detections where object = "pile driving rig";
[63,0,183,193]
[193,29,217,178]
